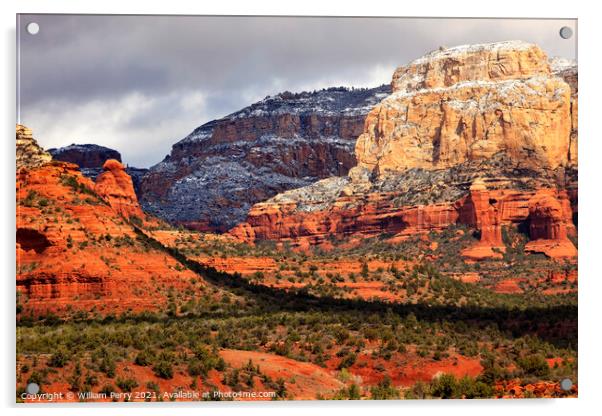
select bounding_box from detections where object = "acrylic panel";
[16,15,577,402]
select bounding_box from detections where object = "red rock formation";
[231,192,461,249]
[524,190,577,258]
[460,179,505,260]
[16,160,201,316]
[94,159,144,219]
[16,126,201,317]
[232,41,577,263]
[233,179,576,261]
[495,379,577,398]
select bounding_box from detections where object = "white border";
[2,1,601,416]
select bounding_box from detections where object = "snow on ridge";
[410,40,537,66]
[49,143,117,154]
[385,75,564,104]
[176,84,390,145]
[228,84,391,119]
[549,56,577,74]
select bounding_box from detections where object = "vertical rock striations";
[460,179,505,260]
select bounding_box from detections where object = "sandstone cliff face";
[94,159,145,219]
[232,42,578,260]
[232,173,576,258]
[16,124,52,170]
[391,42,550,92]
[551,57,578,166]
[139,85,390,231]
[352,41,572,177]
[524,190,577,258]
[459,179,505,260]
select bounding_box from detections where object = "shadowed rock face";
[138,85,391,232]
[49,144,122,168]
[232,41,578,260]
[17,228,51,254]
[524,191,577,259]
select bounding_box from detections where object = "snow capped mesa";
[179,86,391,144]
[49,143,122,168]
[139,84,391,232]
[352,41,576,177]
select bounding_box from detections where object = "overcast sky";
[18,15,577,167]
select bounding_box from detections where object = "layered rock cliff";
[16,124,52,170]
[550,57,578,167]
[139,85,391,231]
[232,41,578,260]
[16,126,198,316]
[352,41,571,177]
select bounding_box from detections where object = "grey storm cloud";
[17,15,577,167]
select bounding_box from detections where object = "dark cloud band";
[17,15,576,167]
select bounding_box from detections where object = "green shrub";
[48,349,69,368]
[116,378,138,392]
[370,376,399,400]
[153,360,173,379]
[134,350,153,366]
[337,352,357,370]
[517,354,550,377]
[430,373,457,399]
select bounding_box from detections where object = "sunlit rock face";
[94,159,145,220]
[16,124,52,170]
[352,41,572,177]
[16,126,200,317]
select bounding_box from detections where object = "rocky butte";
[16,125,199,316]
[49,143,122,169]
[94,159,145,219]
[231,41,578,260]
[139,85,391,232]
